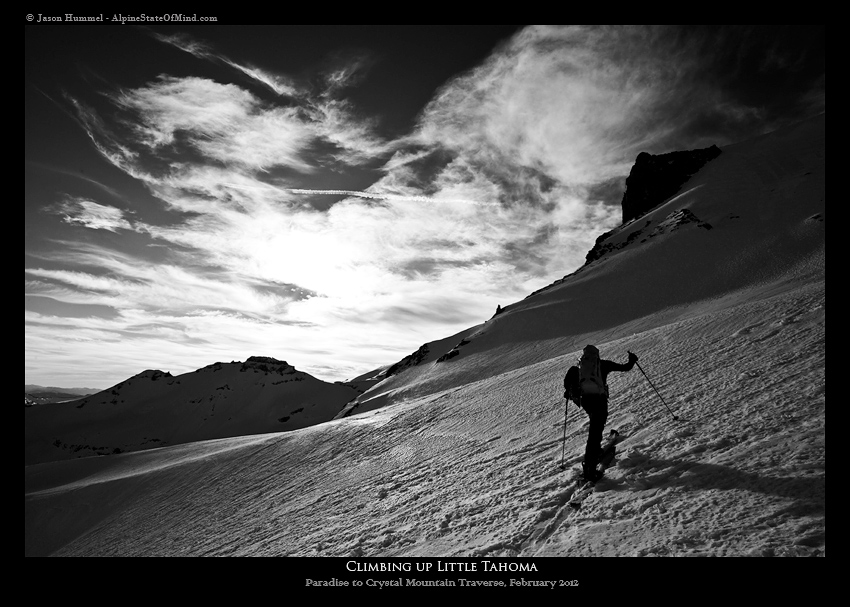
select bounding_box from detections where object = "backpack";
[563,365,581,405]
[578,345,607,397]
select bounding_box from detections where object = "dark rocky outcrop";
[584,207,714,265]
[240,356,297,376]
[385,343,430,377]
[436,338,470,363]
[621,145,721,224]
[584,220,651,264]
[140,369,172,381]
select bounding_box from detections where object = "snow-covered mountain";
[25,356,359,466]
[25,114,824,560]
[341,114,824,420]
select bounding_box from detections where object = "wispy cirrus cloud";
[113,76,317,172]
[152,32,301,98]
[400,24,825,210]
[409,26,717,193]
[150,31,393,167]
[27,240,304,317]
[33,27,640,383]
[51,197,134,232]
[29,26,824,385]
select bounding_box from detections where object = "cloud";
[45,34,626,382]
[287,188,481,206]
[321,52,376,93]
[112,76,315,172]
[403,25,826,201]
[33,26,823,385]
[62,94,145,180]
[26,241,299,318]
[410,27,697,188]
[150,31,393,167]
[152,32,301,98]
[306,97,396,165]
[51,197,134,232]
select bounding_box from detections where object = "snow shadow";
[620,456,824,511]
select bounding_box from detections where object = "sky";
[24,24,825,389]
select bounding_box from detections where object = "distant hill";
[24,356,359,465]
[25,385,100,396]
[25,391,95,406]
[25,386,101,407]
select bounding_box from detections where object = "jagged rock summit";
[131,369,173,381]
[621,145,722,223]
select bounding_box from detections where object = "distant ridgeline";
[621,145,722,224]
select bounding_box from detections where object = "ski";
[569,480,596,508]
[568,429,623,510]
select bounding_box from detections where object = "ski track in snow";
[44,280,824,557]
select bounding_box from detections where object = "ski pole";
[629,351,678,421]
[560,398,569,468]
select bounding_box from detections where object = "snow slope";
[345,113,824,416]
[25,115,824,560]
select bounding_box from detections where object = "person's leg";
[582,396,606,477]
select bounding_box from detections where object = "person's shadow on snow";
[610,454,824,517]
